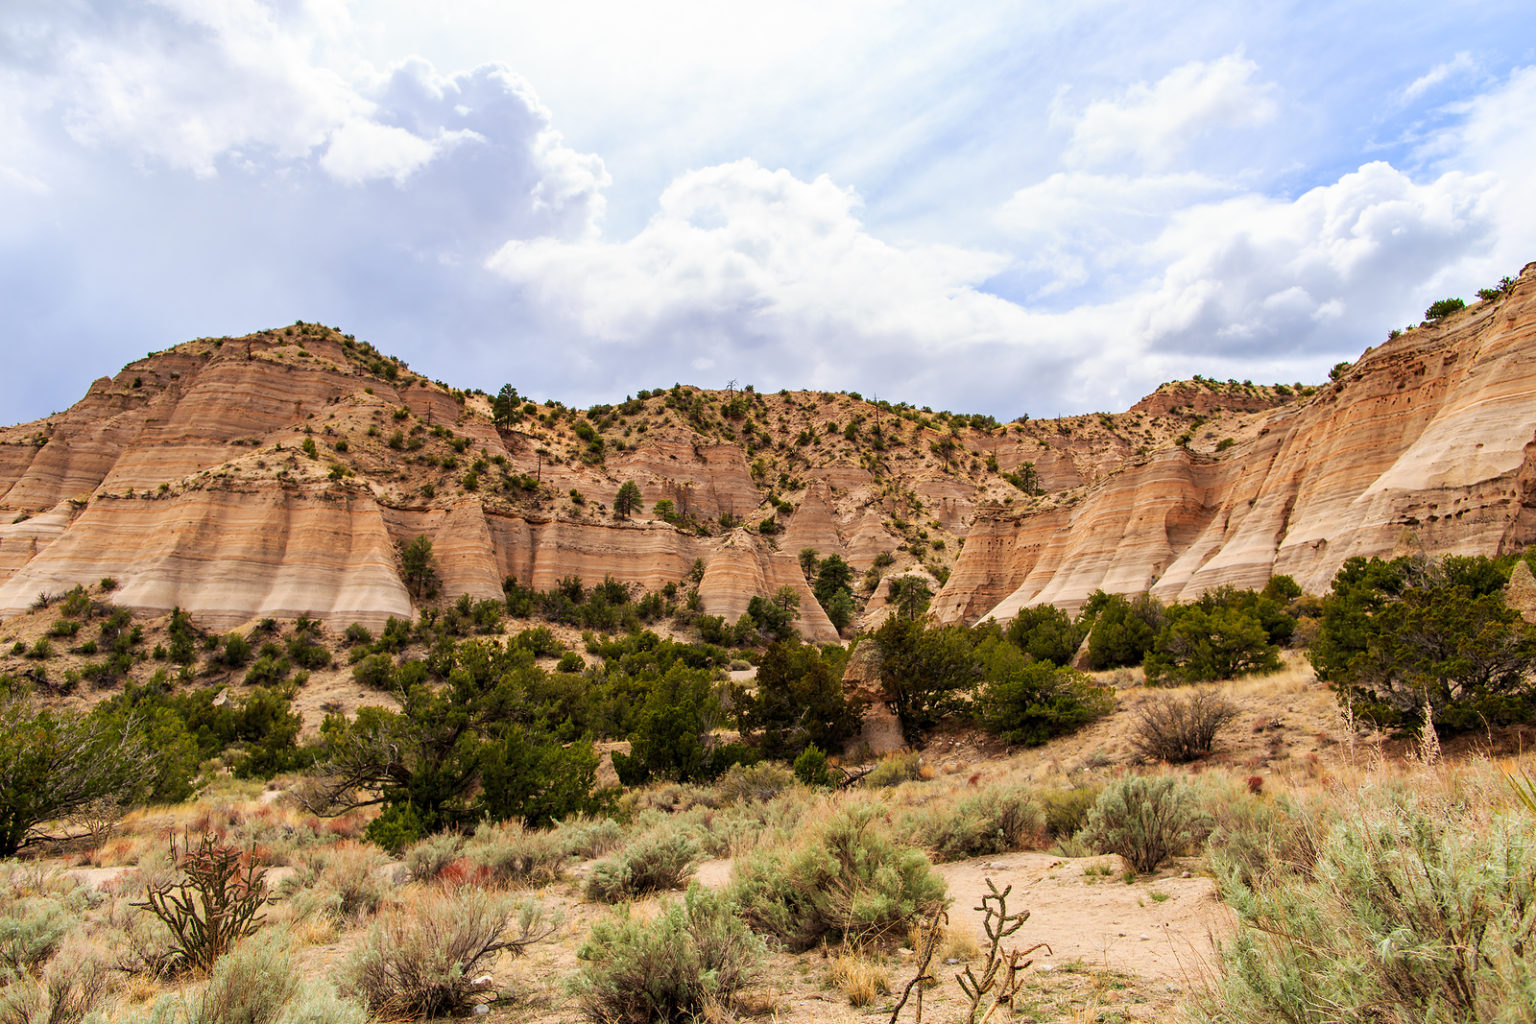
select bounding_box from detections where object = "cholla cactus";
[133,833,273,973]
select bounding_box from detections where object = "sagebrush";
[573,886,765,1024]
[1081,775,1205,874]
[731,804,947,950]
[344,890,554,1019]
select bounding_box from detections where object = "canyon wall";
[4,267,1535,638]
[935,264,1536,621]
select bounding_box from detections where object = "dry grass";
[827,949,891,1006]
[0,657,1530,1024]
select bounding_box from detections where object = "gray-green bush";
[714,761,795,805]
[182,931,299,1024]
[731,804,947,950]
[273,981,368,1024]
[344,891,554,1019]
[0,896,74,981]
[1199,778,1320,890]
[554,816,625,860]
[1081,774,1205,874]
[115,934,364,1024]
[0,951,114,1024]
[573,886,765,1024]
[282,843,389,926]
[1198,792,1536,1024]
[585,831,700,902]
[401,833,463,883]
[922,788,1044,862]
[464,821,568,887]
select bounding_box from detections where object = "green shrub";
[397,535,439,603]
[873,619,977,743]
[586,832,699,902]
[363,803,424,855]
[973,638,1114,745]
[792,744,830,787]
[1081,775,1205,874]
[737,640,861,760]
[350,653,394,690]
[864,751,923,788]
[508,625,563,656]
[285,632,331,671]
[217,632,252,668]
[478,726,606,828]
[343,891,553,1019]
[1082,591,1162,670]
[573,886,765,1024]
[925,788,1044,862]
[1004,604,1084,665]
[464,822,568,887]
[402,833,464,883]
[716,761,796,804]
[611,665,722,785]
[1424,297,1465,320]
[59,587,91,619]
[1144,604,1280,683]
[1197,791,1536,1024]
[1039,785,1101,840]
[730,804,947,950]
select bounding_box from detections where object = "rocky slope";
[935,263,1536,622]
[3,265,1533,634]
[0,324,1222,636]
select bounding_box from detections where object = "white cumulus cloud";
[1063,53,1278,170]
[1133,161,1496,354]
[52,0,365,176]
[1424,65,1536,287]
[320,120,474,185]
[487,159,1057,404]
[998,170,1232,293]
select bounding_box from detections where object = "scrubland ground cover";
[1,708,1530,1024]
[3,549,1536,1022]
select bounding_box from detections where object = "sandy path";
[936,851,1231,986]
[695,849,1230,991]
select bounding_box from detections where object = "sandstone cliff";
[934,263,1536,622]
[3,325,1129,636]
[5,266,1532,636]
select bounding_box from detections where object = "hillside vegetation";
[1,540,1535,1022]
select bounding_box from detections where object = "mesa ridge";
[3,262,1535,632]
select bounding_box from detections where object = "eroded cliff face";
[5,266,1534,636]
[0,327,1052,638]
[935,264,1536,622]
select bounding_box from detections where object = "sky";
[3,1,1535,424]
